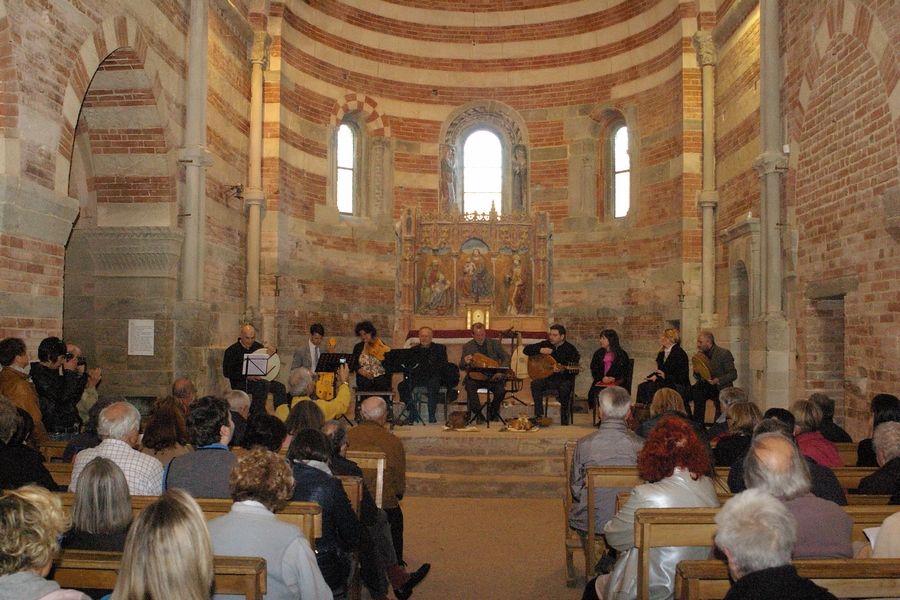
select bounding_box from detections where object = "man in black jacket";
[221,324,287,415]
[30,336,85,439]
[523,324,580,422]
[398,327,448,424]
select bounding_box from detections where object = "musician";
[352,321,392,397]
[399,327,448,424]
[291,323,327,373]
[459,323,510,423]
[587,329,632,410]
[690,331,737,424]
[523,324,580,423]
[222,324,287,416]
[635,327,690,405]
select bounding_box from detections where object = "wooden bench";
[336,475,363,517]
[48,462,72,487]
[616,491,891,511]
[40,440,68,462]
[832,466,877,491]
[52,550,267,600]
[632,504,900,600]
[346,449,386,509]
[57,493,322,549]
[835,442,858,467]
[563,440,582,587]
[675,558,900,600]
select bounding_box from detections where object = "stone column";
[693,31,719,325]
[179,0,212,301]
[245,32,270,315]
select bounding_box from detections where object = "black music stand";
[501,331,527,406]
[384,348,426,426]
[314,353,358,425]
[466,365,509,428]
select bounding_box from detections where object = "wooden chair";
[346,449,386,508]
[52,550,267,600]
[563,440,582,588]
[40,440,68,462]
[675,558,900,600]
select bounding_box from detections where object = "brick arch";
[58,14,175,194]
[330,94,390,137]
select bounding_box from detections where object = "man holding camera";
[30,336,87,439]
[67,343,102,424]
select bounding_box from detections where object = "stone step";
[407,471,564,499]
[406,454,563,477]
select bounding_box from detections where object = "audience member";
[873,511,900,557]
[30,336,85,439]
[283,399,326,449]
[241,413,287,452]
[63,457,131,553]
[744,432,852,558]
[0,399,58,492]
[64,396,118,463]
[223,389,250,447]
[322,420,430,600]
[790,399,843,468]
[103,489,214,600]
[712,401,761,467]
[703,387,748,441]
[728,417,847,505]
[282,363,351,422]
[0,485,90,600]
[164,396,236,498]
[0,337,49,446]
[714,489,837,600]
[67,344,102,426]
[635,388,689,438]
[347,396,408,564]
[140,397,192,467]
[570,387,644,546]
[70,402,163,496]
[288,428,361,596]
[172,378,196,415]
[807,392,852,443]
[857,421,900,496]
[207,447,333,600]
[857,393,900,467]
[600,416,719,600]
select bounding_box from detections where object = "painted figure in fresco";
[440,144,457,210]
[420,260,452,314]
[505,254,528,315]
[512,145,528,212]
[459,248,493,300]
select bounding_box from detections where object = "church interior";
[2,0,899,439]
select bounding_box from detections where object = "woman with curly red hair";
[592,415,720,600]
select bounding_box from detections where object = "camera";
[77,356,87,367]
[339,358,347,364]
[64,352,75,361]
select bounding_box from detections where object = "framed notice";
[128,319,155,356]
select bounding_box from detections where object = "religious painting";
[495,251,531,315]
[457,240,494,302]
[417,251,454,315]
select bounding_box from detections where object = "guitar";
[527,354,581,380]
[314,338,338,400]
[508,331,530,380]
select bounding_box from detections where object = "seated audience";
[282,364,351,423]
[64,396,118,463]
[102,489,214,600]
[744,432,853,558]
[241,413,288,452]
[858,393,900,467]
[207,447,333,600]
[140,396,192,467]
[712,401,761,467]
[790,399,843,468]
[70,402,163,496]
[728,417,846,505]
[30,336,85,440]
[857,421,900,496]
[598,415,719,600]
[171,378,197,415]
[164,396,236,498]
[635,388,689,438]
[223,389,250,447]
[714,489,837,600]
[807,392,852,443]
[0,485,90,600]
[0,399,58,492]
[0,337,49,447]
[288,428,361,597]
[282,400,326,450]
[570,386,644,545]
[703,387,748,441]
[322,420,430,600]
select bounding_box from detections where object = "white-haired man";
[743,432,852,559]
[569,386,643,546]
[858,421,900,496]
[715,489,837,599]
[703,387,748,441]
[347,396,408,565]
[69,401,163,496]
[224,389,251,447]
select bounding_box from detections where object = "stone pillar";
[245,32,270,316]
[693,31,719,327]
[179,0,212,301]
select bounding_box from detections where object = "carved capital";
[692,31,716,67]
[243,187,266,211]
[698,189,719,210]
[82,227,184,278]
[250,31,272,69]
[753,151,788,176]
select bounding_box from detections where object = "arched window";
[611,124,630,218]
[463,130,502,215]
[336,123,356,214]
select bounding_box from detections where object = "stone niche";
[397,207,550,334]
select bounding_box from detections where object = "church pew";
[57,493,322,548]
[674,558,900,600]
[52,550,267,600]
[834,442,858,467]
[345,449,386,509]
[48,461,72,487]
[563,439,584,588]
[40,440,68,462]
[632,505,900,600]
[616,491,892,511]
[336,475,363,517]
[831,466,877,491]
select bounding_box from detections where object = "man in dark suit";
[690,331,737,424]
[523,324,580,423]
[399,327,448,424]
